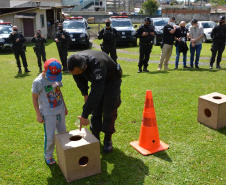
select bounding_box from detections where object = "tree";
[210,0,226,5]
[138,9,144,15]
[142,0,159,15]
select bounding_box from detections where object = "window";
[40,14,45,28]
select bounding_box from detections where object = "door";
[23,18,34,37]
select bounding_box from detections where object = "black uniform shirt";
[175,27,188,46]
[72,50,119,119]
[136,24,155,44]
[9,31,26,47]
[163,24,175,45]
[54,30,71,47]
[31,36,47,48]
[211,24,226,43]
[98,27,117,45]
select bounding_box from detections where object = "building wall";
[14,0,62,2]
[33,9,48,38]
[210,12,226,22]
[0,9,48,40]
[161,7,211,22]
[0,14,23,31]
[0,0,10,7]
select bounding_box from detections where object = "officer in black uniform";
[98,19,118,63]
[67,50,122,153]
[210,16,226,69]
[31,30,47,72]
[9,25,30,73]
[54,23,71,72]
[136,17,155,73]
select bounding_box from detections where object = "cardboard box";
[55,128,101,182]
[197,92,226,129]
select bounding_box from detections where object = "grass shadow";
[122,74,130,78]
[185,68,226,72]
[47,164,67,184]
[101,147,149,184]
[46,147,149,184]
[217,126,226,135]
[153,150,172,162]
[145,70,169,75]
[14,72,31,79]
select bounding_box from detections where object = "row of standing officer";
[32,23,71,72]
[9,23,71,73]
[98,16,226,71]
[210,16,226,69]
[98,17,156,73]
[9,26,30,73]
[98,19,118,63]
[10,16,225,73]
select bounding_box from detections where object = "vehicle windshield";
[0,26,12,34]
[111,20,132,27]
[201,22,216,28]
[63,21,85,29]
[153,20,168,26]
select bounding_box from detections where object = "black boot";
[138,67,142,73]
[39,67,42,73]
[18,67,22,73]
[103,133,113,153]
[25,67,31,72]
[216,64,221,69]
[92,131,100,141]
[143,68,149,72]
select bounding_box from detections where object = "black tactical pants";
[210,41,225,66]
[57,45,68,68]
[35,47,46,67]
[13,46,28,68]
[90,77,121,134]
[102,44,118,63]
[139,43,152,68]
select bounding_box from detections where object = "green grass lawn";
[0,40,225,184]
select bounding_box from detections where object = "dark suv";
[63,17,90,49]
[151,18,169,46]
[0,22,13,51]
[110,16,137,46]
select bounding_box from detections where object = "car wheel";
[202,35,207,43]
[132,41,137,46]
[85,40,90,49]
[154,35,159,46]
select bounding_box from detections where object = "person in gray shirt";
[32,58,67,165]
[189,19,204,68]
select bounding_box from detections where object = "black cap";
[145,17,151,22]
[219,16,225,21]
[191,19,198,24]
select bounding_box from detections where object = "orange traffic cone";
[130,90,169,155]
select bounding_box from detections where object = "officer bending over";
[31,30,47,72]
[67,50,122,153]
[98,19,118,63]
[210,16,226,69]
[9,26,30,73]
[136,17,155,73]
[55,23,71,72]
